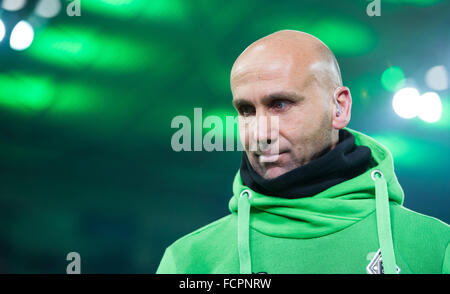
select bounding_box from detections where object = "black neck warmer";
[240,129,373,199]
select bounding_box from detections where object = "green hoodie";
[157,129,450,274]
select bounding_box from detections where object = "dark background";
[0,0,448,273]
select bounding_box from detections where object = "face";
[231,51,335,179]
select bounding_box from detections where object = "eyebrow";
[232,91,305,108]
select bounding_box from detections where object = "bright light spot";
[35,0,62,18]
[392,88,420,119]
[425,65,448,91]
[1,0,27,11]
[0,19,5,43]
[393,88,443,123]
[10,21,34,51]
[381,66,405,92]
[417,92,442,123]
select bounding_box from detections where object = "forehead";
[230,55,312,100]
[231,49,293,79]
[232,61,292,85]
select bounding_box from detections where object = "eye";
[238,105,255,116]
[275,101,286,109]
[271,100,290,111]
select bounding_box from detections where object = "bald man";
[157,30,450,274]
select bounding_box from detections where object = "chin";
[263,166,289,179]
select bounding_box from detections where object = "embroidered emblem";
[366,249,400,274]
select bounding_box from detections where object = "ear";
[332,86,352,130]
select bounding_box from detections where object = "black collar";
[240,129,373,199]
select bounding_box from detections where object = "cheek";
[238,123,248,147]
[277,112,305,143]
[277,108,325,150]
[238,117,255,148]
[281,111,333,154]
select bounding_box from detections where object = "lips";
[259,154,280,163]
[257,151,287,163]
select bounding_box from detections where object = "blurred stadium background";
[0,0,448,273]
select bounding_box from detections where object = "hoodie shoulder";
[172,214,236,245]
[391,204,450,236]
[157,214,238,273]
[390,204,450,273]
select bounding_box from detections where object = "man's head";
[230,30,352,179]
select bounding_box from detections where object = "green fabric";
[156,128,450,274]
[238,190,252,274]
[443,243,450,274]
[373,171,397,274]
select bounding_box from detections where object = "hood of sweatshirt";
[229,128,404,238]
[229,128,404,273]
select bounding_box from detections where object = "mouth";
[257,151,287,163]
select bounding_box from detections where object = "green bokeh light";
[27,26,162,72]
[52,83,102,114]
[0,73,55,112]
[370,132,445,168]
[381,66,405,92]
[0,73,102,115]
[82,0,188,22]
[309,18,376,56]
[264,16,376,56]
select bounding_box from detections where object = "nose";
[249,113,279,153]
